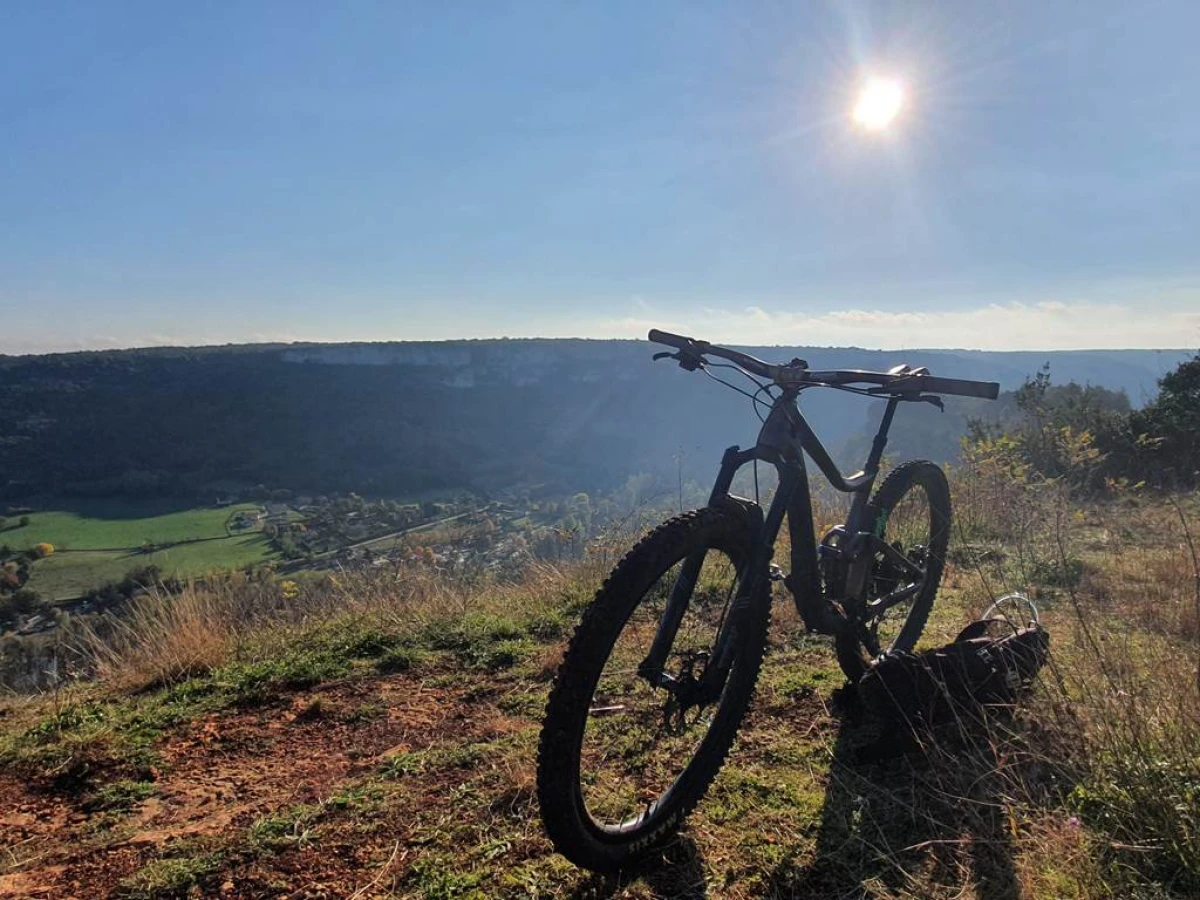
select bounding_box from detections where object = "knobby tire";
[537,506,770,871]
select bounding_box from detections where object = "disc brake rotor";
[661,650,710,735]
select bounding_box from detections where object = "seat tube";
[845,397,898,533]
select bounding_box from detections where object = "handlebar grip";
[647,329,696,350]
[914,375,1000,400]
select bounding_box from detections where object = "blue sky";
[2,1,1198,353]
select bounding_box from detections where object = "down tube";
[784,457,825,627]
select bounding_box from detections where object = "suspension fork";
[691,464,795,699]
[637,446,759,688]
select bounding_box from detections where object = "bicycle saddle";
[887,364,931,376]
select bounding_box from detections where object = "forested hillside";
[0,340,1189,503]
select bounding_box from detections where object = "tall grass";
[949,456,1200,894]
[65,546,614,694]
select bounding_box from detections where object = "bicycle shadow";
[563,704,1049,900]
[568,835,708,899]
[761,698,1024,900]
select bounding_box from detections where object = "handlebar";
[648,328,1000,400]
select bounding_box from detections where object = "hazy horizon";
[3,331,1195,361]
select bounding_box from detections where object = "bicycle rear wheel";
[836,460,951,683]
[537,506,770,871]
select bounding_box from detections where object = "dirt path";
[0,672,509,899]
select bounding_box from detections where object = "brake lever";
[916,394,945,412]
[652,350,704,372]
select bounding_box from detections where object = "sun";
[853,78,905,131]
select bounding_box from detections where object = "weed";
[440,744,486,769]
[415,611,536,669]
[216,649,349,699]
[1029,554,1086,589]
[340,628,406,659]
[250,804,325,851]
[419,611,521,650]
[116,853,222,899]
[472,638,531,671]
[408,856,486,900]
[85,778,158,813]
[374,645,421,674]
[379,751,427,778]
[292,697,325,721]
[346,700,388,722]
[327,782,386,811]
[0,697,161,791]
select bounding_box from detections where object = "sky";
[2,1,1198,354]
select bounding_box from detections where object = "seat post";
[865,398,900,476]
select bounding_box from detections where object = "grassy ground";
[3,504,275,600]
[0,587,946,899]
[0,481,1197,898]
[6,505,261,551]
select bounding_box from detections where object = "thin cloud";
[596,300,1200,351]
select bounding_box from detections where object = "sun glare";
[853,78,904,131]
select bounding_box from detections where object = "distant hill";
[0,340,1191,502]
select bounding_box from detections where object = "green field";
[2,504,278,600]
[4,504,262,551]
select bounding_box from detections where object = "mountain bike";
[536,329,999,871]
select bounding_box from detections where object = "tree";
[963,354,1200,491]
[18,516,30,528]
[1133,353,1200,485]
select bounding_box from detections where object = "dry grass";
[66,549,612,695]
[948,463,1200,895]
[78,577,268,690]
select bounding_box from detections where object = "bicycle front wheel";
[537,506,770,871]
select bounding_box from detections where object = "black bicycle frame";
[638,387,909,696]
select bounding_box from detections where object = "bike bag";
[858,619,1050,725]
